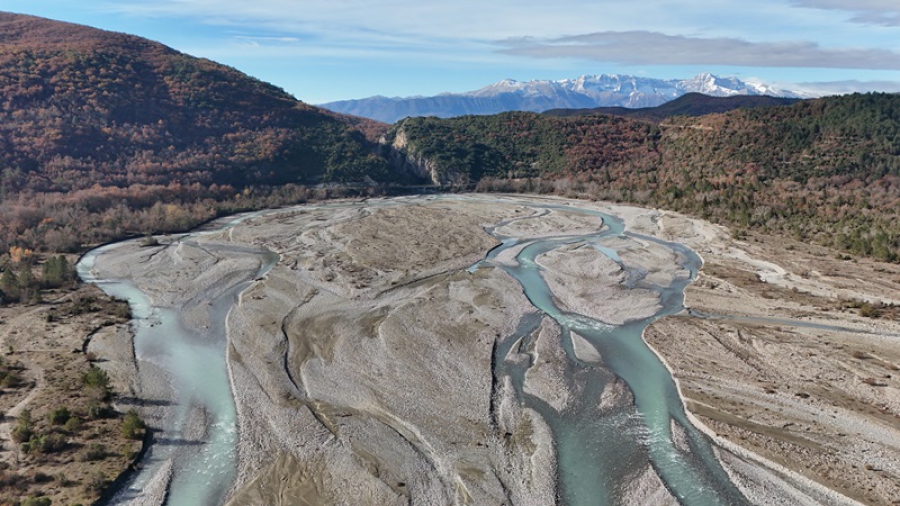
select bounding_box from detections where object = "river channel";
[78,196,748,505]
[77,225,279,505]
[468,199,748,505]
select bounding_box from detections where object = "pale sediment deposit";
[639,221,900,506]
[82,195,900,505]
[224,199,558,505]
[535,241,666,326]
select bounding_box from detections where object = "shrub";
[122,443,138,461]
[87,402,113,420]
[112,303,132,319]
[859,303,882,318]
[82,365,110,389]
[0,370,23,388]
[82,365,111,400]
[84,471,107,492]
[121,409,145,440]
[64,416,83,433]
[32,472,53,483]
[65,296,97,316]
[11,410,33,443]
[21,497,51,506]
[45,433,67,452]
[48,407,71,425]
[25,433,66,454]
[9,425,31,444]
[82,443,107,461]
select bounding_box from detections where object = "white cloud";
[104,0,796,42]
[793,0,898,10]
[498,31,900,70]
[231,36,301,47]
[106,0,599,40]
[792,0,900,26]
[793,80,900,95]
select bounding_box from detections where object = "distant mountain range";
[320,73,812,123]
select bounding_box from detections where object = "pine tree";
[41,255,73,288]
[17,266,37,302]
[0,267,20,302]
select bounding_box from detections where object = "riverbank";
[605,205,900,505]
[0,284,138,505]
[78,229,276,506]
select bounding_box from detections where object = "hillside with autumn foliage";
[0,12,395,255]
[389,93,900,261]
[3,11,900,270]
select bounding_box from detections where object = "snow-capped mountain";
[319,73,811,124]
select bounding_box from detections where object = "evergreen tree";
[42,255,74,288]
[0,267,20,302]
[17,266,37,302]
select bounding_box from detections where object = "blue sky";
[6,0,900,104]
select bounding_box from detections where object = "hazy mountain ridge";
[321,72,809,123]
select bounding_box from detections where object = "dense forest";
[388,92,900,261]
[0,13,397,258]
[544,93,800,122]
[384,112,660,183]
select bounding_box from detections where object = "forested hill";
[0,12,393,191]
[386,93,900,261]
[543,93,801,122]
[0,12,394,253]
